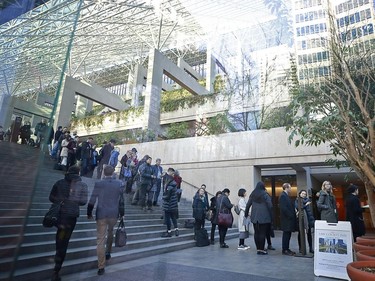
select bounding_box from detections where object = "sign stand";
[314,220,353,280]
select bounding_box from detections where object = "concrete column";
[143,49,163,133]
[130,64,147,107]
[0,94,13,129]
[54,78,77,128]
[249,165,262,190]
[206,49,216,93]
[36,92,54,107]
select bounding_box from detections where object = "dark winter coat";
[81,141,93,160]
[193,195,208,220]
[19,125,31,138]
[162,175,178,212]
[279,191,297,232]
[212,194,233,227]
[245,188,273,224]
[346,193,365,237]
[295,197,315,228]
[87,177,124,220]
[49,173,88,218]
[317,190,338,223]
[209,196,219,223]
[99,143,113,165]
[139,162,154,186]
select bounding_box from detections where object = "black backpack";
[195,228,210,247]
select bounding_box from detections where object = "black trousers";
[54,216,77,272]
[266,223,272,246]
[218,225,228,245]
[282,231,292,251]
[210,223,217,242]
[253,223,268,250]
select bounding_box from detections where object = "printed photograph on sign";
[318,237,348,255]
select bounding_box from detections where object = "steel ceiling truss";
[0,0,205,99]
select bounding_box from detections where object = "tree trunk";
[364,180,375,230]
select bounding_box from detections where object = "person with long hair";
[237,188,250,250]
[214,188,233,248]
[245,182,273,255]
[209,191,222,245]
[317,181,338,223]
[295,189,315,253]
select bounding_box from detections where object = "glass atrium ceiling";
[0,0,274,99]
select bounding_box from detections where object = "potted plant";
[347,261,375,281]
[353,242,375,253]
[357,250,375,261]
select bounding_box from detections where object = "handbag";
[42,202,63,228]
[217,199,233,227]
[115,218,127,247]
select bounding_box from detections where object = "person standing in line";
[245,181,273,255]
[193,184,209,230]
[87,165,125,276]
[151,158,163,206]
[237,188,250,250]
[295,189,315,253]
[214,188,233,248]
[161,168,179,237]
[80,137,94,177]
[49,166,88,281]
[0,125,4,141]
[60,133,70,168]
[345,184,366,242]
[265,193,275,251]
[317,181,338,223]
[34,118,47,147]
[193,188,208,235]
[138,156,155,210]
[96,139,116,179]
[279,183,297,256]
[209,191,222,245]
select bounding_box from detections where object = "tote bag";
[115,218,127,247]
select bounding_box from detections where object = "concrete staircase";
[0,142,238,281]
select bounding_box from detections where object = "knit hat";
[347,184,358,194]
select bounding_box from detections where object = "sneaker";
[175,229,179,236]
[105,252,111,260]
[238,245,247,250]
[161,231,172,238]
[220,243,229,248]
[267,245,276,250]
[243,244,250,249]
[257,250,268,255]
[97,268,105,275]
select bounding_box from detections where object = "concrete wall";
[116,127,337,203]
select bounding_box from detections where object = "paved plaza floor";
[54,231,346,281]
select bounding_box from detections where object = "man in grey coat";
[279,183,297,256]
[87,165,124,276]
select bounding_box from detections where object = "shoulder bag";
[42,201,63,228]
[115,218,127,247]
[217,198,233,227]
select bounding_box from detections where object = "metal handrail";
[181,179,215,197]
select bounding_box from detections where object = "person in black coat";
[209,191,222,244]
[80,137,94,177]
[96,139,115,179]
[279,183,297,256]
[245,181,273,255]
[213,188,233,248]
[295,190,315,253]
[49,166,88,281]
[346,184,365,242]
[161,168,179,237]
[193,188,208,234]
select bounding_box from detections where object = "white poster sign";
[314,220,353,280]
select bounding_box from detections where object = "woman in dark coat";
[245,181,273,255]
[209,191,222,244]
[213,188,233,248]
[317,181,338,223]
[295,190,315,253]
[346,184,365,241]
[193,188,208,234]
